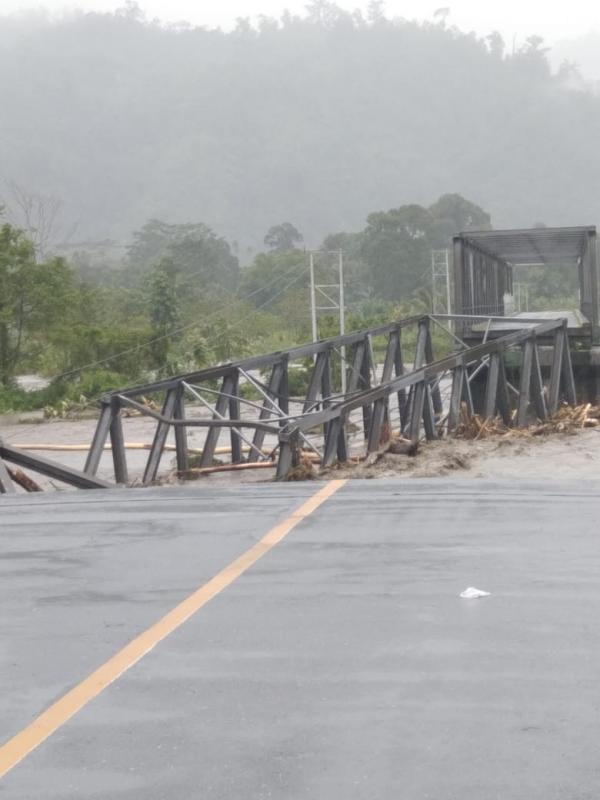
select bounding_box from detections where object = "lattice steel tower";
[431,248,451,315]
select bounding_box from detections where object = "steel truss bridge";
[0,314,576,493]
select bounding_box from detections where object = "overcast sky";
[1,0,598,46]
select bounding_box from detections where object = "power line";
[2,264,310,444]
[36,259,310,385]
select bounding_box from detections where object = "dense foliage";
[0,189,488,409]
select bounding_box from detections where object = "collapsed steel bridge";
[0,313,576,493]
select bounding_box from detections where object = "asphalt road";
[2,479,600,798]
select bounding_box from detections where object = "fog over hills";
[2,4,600,258]
[552,31,600,87]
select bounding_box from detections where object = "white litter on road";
[460,587,491,599]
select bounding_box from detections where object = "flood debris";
[388,438,420,456]
[321,401,600,482]
[282,453,318,481]
[455,402,600,440]
[7,466,43,492]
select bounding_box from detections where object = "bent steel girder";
[69,314,577,487]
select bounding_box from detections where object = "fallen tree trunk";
[7,466,43,492]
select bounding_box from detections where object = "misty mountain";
[552,31,600,87]
[1,4,600,259]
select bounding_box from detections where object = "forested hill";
[2,4,600,257]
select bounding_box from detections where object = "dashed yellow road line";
[0,479,347,780]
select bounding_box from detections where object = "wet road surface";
[2,479,600,798]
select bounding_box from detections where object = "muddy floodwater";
[327,429,600,480]
[2,405,600,491]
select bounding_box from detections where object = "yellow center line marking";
[0,479,347,780]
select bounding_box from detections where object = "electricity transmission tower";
[309,250,346,394]
[431,248,452,314]
[513,282,529,312]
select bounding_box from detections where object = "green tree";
[240,250,306,307]
[360,205,432,299]
[428,193,491,246]
[127,219,240,294]
[358,194,491,300]
[264,223,304,253]
[0,223,74,386]
[146,257,179,375]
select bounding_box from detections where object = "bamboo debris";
[455,402,600,440]
[121,396,159,416]
[283,453,318,481]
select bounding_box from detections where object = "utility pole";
[309,251,318,344]
[308,249,346,394]
[431,249,451,315]
[338,250,346,395]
